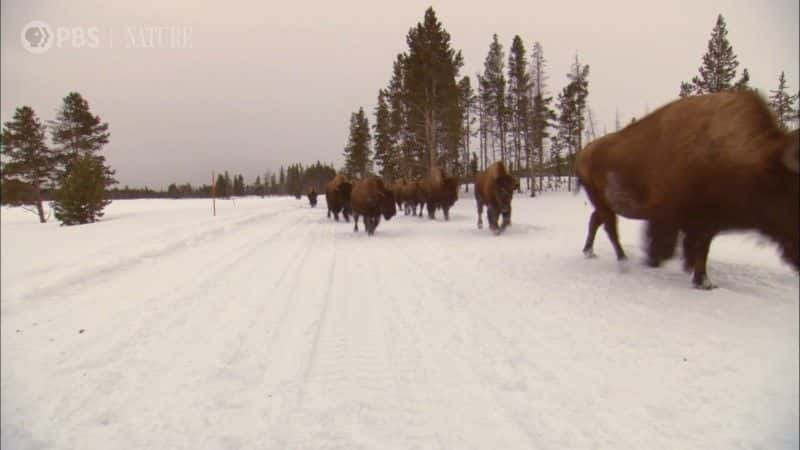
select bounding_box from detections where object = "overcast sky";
[2,0,798,188]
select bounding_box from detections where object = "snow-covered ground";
[2,191,798,450]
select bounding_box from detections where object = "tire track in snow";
[24,207,313,448]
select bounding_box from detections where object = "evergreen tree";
[679,14,749,96]
[215,173,227,198]
[49,92,110,167]
[279,167,285,194]
[167,183,180,198]
[482,34,507,165]
[402,7,464,171]
[373,89,397,180]
[270,173,277,195]
[529,42,556,194]
[343,107,372,178]
[769,71,799,130]
[253,175,262,197]
[507,35,530,191]
[387,54,417,178]
[49,92,116,224]
[1,106,57,222]
[52,152,111,225]
[458,76,477,184]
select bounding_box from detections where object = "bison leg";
[682,229,717,290]
[487,206,500,234]
[601,211,626,260]
[500,209,511,232]
[645,221,679,267]
[443,206,450,221]
[477,201,484,229]
[334,211,340,221]
[353,214,360,232]
[582,211,602,258]
[427,203,436,220]
[343,209,351,223]
[327,208,331,219]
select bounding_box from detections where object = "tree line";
[342,9,799,196]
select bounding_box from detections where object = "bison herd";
[307,91,799,290]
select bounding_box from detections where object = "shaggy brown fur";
[391,180,406,210]
[401,180,424,217]
[475,161,519,234]
[351,177,397,235]
[420,167,459,220]
[325,174,352,222]
[577,91,799,289]
[307,188,318,207]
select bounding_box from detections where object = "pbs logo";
[21,21,53,54]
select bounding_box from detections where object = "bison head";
[380,188,397,220]
[494,175,518,214]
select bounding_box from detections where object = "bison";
[577,90,799,289]
[325,174,352,222]
[420,167,459,220]
[399,179,424,217]
[351,177,397,235]
[307,188,318,207]
[475,161,519,234]
[391,179,406,210]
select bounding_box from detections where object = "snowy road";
[2,192,798,449]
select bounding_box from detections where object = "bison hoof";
[693,275,717,290]
[583,249,597,259]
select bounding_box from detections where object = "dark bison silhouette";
[351,177,397,235]
[307,188,318,207]
[577,90,799,289]
[475,161,519,234]
[420,167,459,220]
[325,174,352,222]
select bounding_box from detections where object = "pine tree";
[680,14,749,96]
[483,34,507,165]
[769,71,799,130]
[49,92,116,224]
[528,41,555,194]
[278,167,285,194]
[215,173,227,198]
[373,89,396,180]
[52,152,111,225]
[458,75,477,185]
[507,35,530,191]
[402,7,464,172]
[1,106,57,222]
[567,54,590,174]
[343,107,372,178]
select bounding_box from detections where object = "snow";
[2,191,798,450]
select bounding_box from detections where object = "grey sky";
[2,0,798,188]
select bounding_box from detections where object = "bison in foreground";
[307,188,318,207]
[475,161,519,234]
[325,174,352,222]
[577,91,799,289]
[351,177,397,235]
[420,167,459,220]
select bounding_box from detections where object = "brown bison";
[577,91,799,289]
[391,179,406,210]
[395,181,422,216]
[420,167,459,220]
[307,188,318,207]
[475,161,519,234]
[351,177,397,235]
[325,174,352,222]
